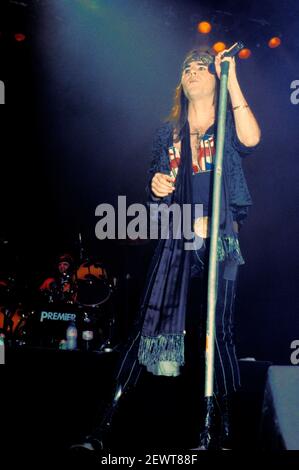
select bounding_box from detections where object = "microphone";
[222,41,244,58]
[208,41,245,74]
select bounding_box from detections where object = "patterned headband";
[182,51,214,71]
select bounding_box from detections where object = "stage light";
[238,48,251,59]
[212,42,226,53]
[197,21,212,34]
[268,37,281,48]
[14,33,26,42]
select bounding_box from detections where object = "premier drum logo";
[40,311,76,323]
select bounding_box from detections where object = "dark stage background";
[0,0,299,364]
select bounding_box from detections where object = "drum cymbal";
[79,260,106,271]
[92,262,105,268]
[79,258,99,266]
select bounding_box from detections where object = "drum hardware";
[96,312,117,353]
[80,311,95,351]
[24,302,117,352]
[40,274,77,305]
[78,232,85,262]
[57,272,76,304]
[25,305,81,348]
[0,305,30,346]
[0,307,11,335]
[75,259,112,308]
[0,242,121,351]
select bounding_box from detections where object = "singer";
[139,48,261,449]
[72,47,261,453]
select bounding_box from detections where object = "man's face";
[181,60,216,100]
[58,261,70,274]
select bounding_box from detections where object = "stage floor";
[2,347,270,464]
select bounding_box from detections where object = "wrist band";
[233,104,249,111]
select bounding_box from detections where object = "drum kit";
[0,255,117,352]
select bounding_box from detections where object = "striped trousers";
[88,241,242,441]
[186,240,241,396]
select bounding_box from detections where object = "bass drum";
[75,260,111,308]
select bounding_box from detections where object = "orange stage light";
[212,42,226,53]
[197,21,212,34]
[268,37,281,48]
[238,48,251,59]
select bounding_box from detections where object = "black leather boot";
[69,384,123,455]
[69,408,112,456]
[193,396,219,450]
[219,394,233,450]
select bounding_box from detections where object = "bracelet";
[233,104,249,111]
